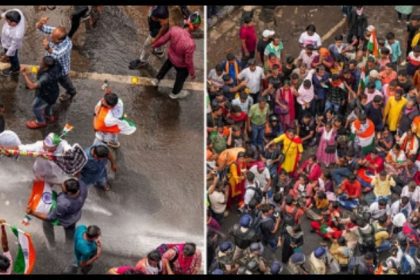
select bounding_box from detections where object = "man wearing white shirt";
[231,91,254,113]
[237,59,264,103]
[249,162,271,194]
[296,44,318,69]
[401,181,420,209]
[390,196,412,218]
[369,199,391,220]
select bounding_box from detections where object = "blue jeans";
[4,48,19,71]
[377,240,391,253]
[331,167,352,186]
[324,100,341,114]
[32,97,52,123]
[251,123,265,151]
[337,195,359,210]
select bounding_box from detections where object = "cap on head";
[270,261,283,274]
[44,132,61,148]
[290,252,306,264]
[249,242,261,252]
[219,241,233,252]
[262,29,275,38]
[369,69,379,79]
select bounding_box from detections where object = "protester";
[0,8,25,76]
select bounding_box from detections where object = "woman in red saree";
[163,243,201,275]
[275,80,297,130]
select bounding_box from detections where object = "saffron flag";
[25,181,59,225]
[367,30,379,58]
[10,226,36,274]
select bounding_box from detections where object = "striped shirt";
[40,25,72,76]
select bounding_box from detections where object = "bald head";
[51,27,67,43]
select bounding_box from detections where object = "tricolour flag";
[118,117,137,135]
[26,181,59,225]
[10,226,35,274]
[367,30,379,58]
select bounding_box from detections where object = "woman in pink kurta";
[316,122,337,167]
[275,80,297,129]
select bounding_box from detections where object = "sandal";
[103,183,111,192]
[26,120,47,129]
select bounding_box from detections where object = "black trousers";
[68,7,89,38]
[156,59,189,95]
[58,74,77,97]
[43,221,76,247]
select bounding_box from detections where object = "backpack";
[283,206,299,226]
[357,226,375,249]
[231,223,257,249]
[247,184,263,205]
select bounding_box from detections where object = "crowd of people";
[0,6,201,274]
[207,6,420,275]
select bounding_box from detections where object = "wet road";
[0,6,204,274]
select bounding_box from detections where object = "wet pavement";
[0,6,204,274]
[207,5,420,274]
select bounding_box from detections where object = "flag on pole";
[9,226,36,274]
[367,30,379,58]
[60,123,74,137]
[25,181,59,225]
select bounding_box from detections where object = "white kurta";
[18,140,72,185]
[1,9,25,56]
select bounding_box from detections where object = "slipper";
[26,120,47,129]
[103,183,111,192]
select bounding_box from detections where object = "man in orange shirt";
[336,174,362,210]
[379,63,397,85]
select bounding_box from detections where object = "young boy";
[385,32,402,66]
[93,92,135,149]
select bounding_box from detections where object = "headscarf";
[319,47,330,57]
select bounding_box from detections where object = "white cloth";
[297,49,319,69]
[238,66,265,94]
[231,96,254,113]
[244,180,259,205]
[401,185,420,204]
[249,165,270,191]
[18,140,71,184]
[297,69,315,105]
[298,32,322,49]
[0,130,21,146]
[209,190,227,214]
[369,201,391,219]
[390,200,412,218]
[207,68,225,87]
[1,9,25,56]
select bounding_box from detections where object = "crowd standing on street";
[207,5,420,275]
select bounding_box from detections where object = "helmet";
[290,252,306,265]
[269,115,278,122]
[239,214,252,228]
[314,247,326,258]
[211,268,224,275]
[249,242,261,252]
[186,11,201,31]
[270,261,283,274]
[219,241,233,253]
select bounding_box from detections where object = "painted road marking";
[0,62,203,92]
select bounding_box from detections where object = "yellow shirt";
[383,96,407,131]
[273,134,304,173]
[371,175,396,197]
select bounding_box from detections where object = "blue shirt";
[40,25,72,76]
[80,144,108,185]
[74,225,97,264]
[386,40,402,63]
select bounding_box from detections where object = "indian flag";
[26,181,58,225]
[351,118,375,154]
[118,116,137,135]
[367,30,379,58]
[358,71,366,92]
[10,226,36,274]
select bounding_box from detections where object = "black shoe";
[129,59,147,70]
[1,69,19,76]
